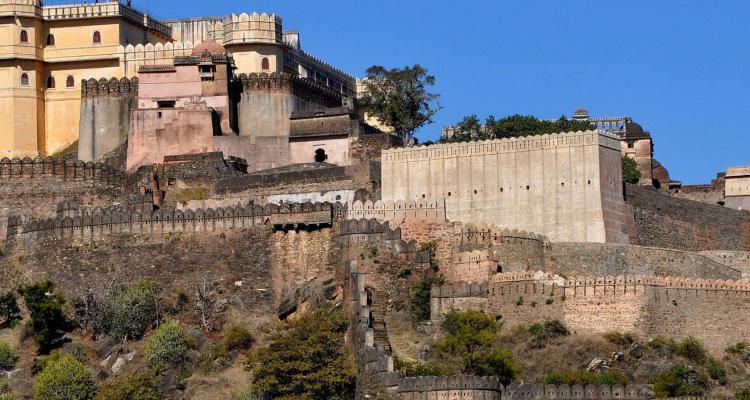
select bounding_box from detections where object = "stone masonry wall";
[381,131,633,243]
[0,158,124,241]
[545,243,742,279]
[432,272,750,354]
[626,184,750,251]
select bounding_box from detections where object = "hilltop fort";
[1,1,749,399]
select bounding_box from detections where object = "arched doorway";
[314,148,327,163]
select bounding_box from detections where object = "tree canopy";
[248,306,356,400]
[622,156,642,184]
[359,65,441,144]
[441,114,592,143]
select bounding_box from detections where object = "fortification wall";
[546,243,742,279]
[626,184,750,251]
[502,382,653,399]
[7,201,343,246]
[700,251,750,278]
[397,220,456,269]
[0,157,124,241]
[454,223,548,273]
[346,199,446,224]
[78,77,138,163]
[237,72,342,141]
[381,131,634,244]
[445,250,498,283]
[431,272,750,354]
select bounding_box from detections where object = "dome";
[191,41,227,56]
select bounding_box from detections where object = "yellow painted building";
[0,0,356,158]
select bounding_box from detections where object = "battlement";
[237,72,342,105]
[398,375,503,393]
[39,1,171,37]
[0,157,125,186]
[381,130,622,163]
[7,201,340,242]
[491,272,750,292]
[0,0,41,18]
[346,198,446,224]
[503,382,653,399]
[222,12,282,45]
[454,223,549,246]
[80,77,138,97]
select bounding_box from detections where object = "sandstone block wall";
[77,77,138,163]
[0,157,124,241]
[626,184,750,251]
[432,272,750,354]
[381,131,634,243]
[545,243,742,279]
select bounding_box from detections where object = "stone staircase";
[368,290,392,354]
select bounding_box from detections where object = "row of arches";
[19,30,102,45]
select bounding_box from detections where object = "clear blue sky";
[143,0,749,184]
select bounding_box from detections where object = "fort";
[1,1,749,399]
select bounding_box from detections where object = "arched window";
[92,31,101,44]
[46,34,55,46]
[47,76,55,89]
[66,75,75,88]
[261,57,269,70]
[20,30,28,43]
[20,73,29,87]
[314,148,327,163]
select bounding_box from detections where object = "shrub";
[529,320,569,348]
[394,357,457,377]
[96,372,161,400]
[706,357,726,385]
[0,293,21,329]
[648,336,677,355]
[603,332,635,347]
[33,353,98,400]
[726,341,748,354]
[232,389,260,400]
[650,364,708,398]
[144,319,188,370]
[0,380,14,400]
[98,280,158,341]
[675,336,707,364]
[249,306,355,400]
[0,343,18,372]
[222,325,254,352]
[411,274,444,321]
[19,281,66,352]
[464,349,521,385]
[736,389,750,400]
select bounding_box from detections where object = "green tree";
[435,310,520,385]
[96,372,161,400]
[736,389,750,400]
[651,364,708,398]
[34,353,98,400]
[411,275,444,321]
[248,306,356,400]
[19,282,66,352]
[359,64,441,144]
[0,293,21,329]
[622,156,642,184]
[97,280,158,341]
[144,319,188,370]
[441,114,592,143]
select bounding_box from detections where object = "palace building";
[0,0,358,159]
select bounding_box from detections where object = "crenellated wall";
[7,201,345,245]
[432,272,750,354]
[78,77,139,162]
[345,198,446,224]
[381,131,635,244]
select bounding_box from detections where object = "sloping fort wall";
[380,131,634,244]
